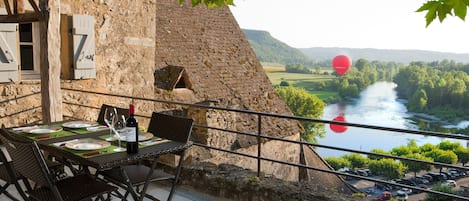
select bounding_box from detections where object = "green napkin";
[12,129,76,141]
[50,138,124,158]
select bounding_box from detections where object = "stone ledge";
[176,163,369,201]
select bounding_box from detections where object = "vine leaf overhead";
[0,0,43,23]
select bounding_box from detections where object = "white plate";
[62,121,96,129]
[117,131,154,142]
[25,126,63,135]
[64,139,110,151]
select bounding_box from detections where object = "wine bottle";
[126,101,139,153]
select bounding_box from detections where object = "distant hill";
[243,29,469,65]
[300,47,469,64]
[242,29,313,65]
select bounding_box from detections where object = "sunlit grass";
[266,71,335,86]
[310,91,339,100]
[263,67,339,101]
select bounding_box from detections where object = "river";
[316,81,468,157]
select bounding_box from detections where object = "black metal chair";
[0,128,117,201]
[0,145,32,201]
[98,112,194,201]
[97,104,130,125]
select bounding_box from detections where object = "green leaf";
[416,1,440,12]
[438,4,453,22]
[425,4,440,27]
[453,0,468,20]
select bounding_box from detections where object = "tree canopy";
[276,87,325,142]
[178,0,234,7]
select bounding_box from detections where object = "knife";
[139,138,166,146]
[83,150,108,157]
[36,135,51,140]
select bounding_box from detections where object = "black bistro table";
[9,120,191,201]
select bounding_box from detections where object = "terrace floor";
[0,177,227,201]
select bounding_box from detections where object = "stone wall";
[0,81,42,127]
[178,163,367,201]
[0,0,347,191]
[60,0,157,126]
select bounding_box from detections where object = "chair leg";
[13,179,31,201]
[0,183,10,195]
[0,183,19,201]
[138,159,158,201]
[22,178,32,192]
[167,152,185,201]
[4,191,21,201]
[0,182,28,201]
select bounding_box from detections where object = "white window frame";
[19,22,40,80]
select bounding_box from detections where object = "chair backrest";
[0,129,53,187]
[147,112,194,143]
[0,146,17,182]
[97,104,130,125]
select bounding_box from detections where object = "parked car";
[440,171,456,179]
[422,174,433,183]
[442,180,457,187]
[363,168,373,176]
[396,193,408,201]
[365,187,375,195]
[448,168,466,178]
[344,169,358,180]
[413,176,430,184]
[397,188,412,196]
[357,170,368,177]
[395,179,417,186]
[425,172,447,182]
[415,184,430,193]
[375,182,393,191]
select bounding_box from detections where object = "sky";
[230,0,469,54]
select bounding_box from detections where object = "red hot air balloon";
[332,55,352,76]
[330,114,348,133]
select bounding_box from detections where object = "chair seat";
[27,174,117,201]
[101,165,175,186]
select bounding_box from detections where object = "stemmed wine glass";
[103,107,117,141]
[113,115,126,152]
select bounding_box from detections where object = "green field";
[263,66,339,101]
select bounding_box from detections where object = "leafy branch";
[178,0,234,8]
[417,0,469,27]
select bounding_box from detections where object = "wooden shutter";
[72,15,96,79]
[0,23,19,83]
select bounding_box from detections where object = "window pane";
[20,45,34,70]
[19,23,32,42]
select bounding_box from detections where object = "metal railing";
[62,87,469,200]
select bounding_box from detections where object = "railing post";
[257,114,261,178]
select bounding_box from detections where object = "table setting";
[50,138,125,158]
[11,124,75,140]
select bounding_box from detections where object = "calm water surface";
[316,81,467,157]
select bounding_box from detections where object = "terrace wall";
[0,0,349,192]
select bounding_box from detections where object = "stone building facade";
[0,0,350,193]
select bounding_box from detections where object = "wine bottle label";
[127,127,137,142]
